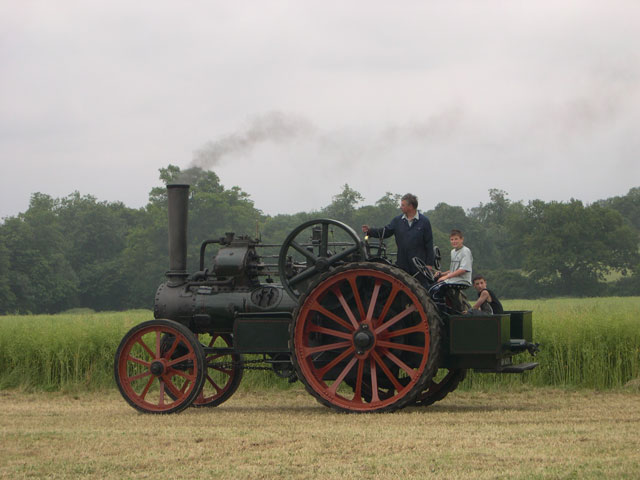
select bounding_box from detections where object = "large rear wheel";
[291,262,441,413]
[114,319,205,414]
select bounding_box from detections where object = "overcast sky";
[1,1,639,220]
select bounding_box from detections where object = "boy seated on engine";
[435,229,472,286]
[472,275,504,314]
[433,229,473,312]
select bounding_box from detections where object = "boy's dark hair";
[401,193,418,209]
[472,275,485,282]
[450,229,463,237]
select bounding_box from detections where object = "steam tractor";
[114,184,539,414]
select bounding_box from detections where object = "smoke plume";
[191,111,315,169]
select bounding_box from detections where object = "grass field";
[1,388,639,479]
[0,297,639,391]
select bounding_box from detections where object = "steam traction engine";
[114,184,539,414]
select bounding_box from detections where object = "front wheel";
[114,319,205,414]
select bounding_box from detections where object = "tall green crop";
[0,311,150,391]
[0,298,639,392]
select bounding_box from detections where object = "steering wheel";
[412,256,435,283]
[278,219,366,299]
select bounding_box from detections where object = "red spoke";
[354,359,365,403]
[163,376,186,400]
[158,380,166,406]
[169,369,196,381]
[365,280,382,324]
[374,305,417,335]
[126,370,151,382]
[377,340,426,355]
[348,276,366,322]
[155,331,161,359]
[328,357,358,395]
[179,380,190,394]
[369,358,379,403]
[136,339,155,359]
[383,350,419,381]
[375,283,401,328]
[309,302,354,331]
[207,334,220,348]
[167,353,193,367]
[371,351,403,392]
[332,286,360,330]
[205,375,223,393]
[211,366,233,376]
[308,324,352,340]
[317,346,356,379]
[139,376,155,400]
[163,336,180,359]
[302,341,351,357]
[381,324,426,339]
[127,355,150,367]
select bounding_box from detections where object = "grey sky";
[1,1,639,220]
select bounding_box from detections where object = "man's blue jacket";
[368,213,435,276]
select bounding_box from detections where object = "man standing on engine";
[362,193,434,276]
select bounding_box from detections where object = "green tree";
[518,200,638,295]
[322,184,364,227]
[597,187,640,231]
[1,194,78,313]
[468,189,527,270]
[0,239,16,312]
[57,192,141,311]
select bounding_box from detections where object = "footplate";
[475,362,539,373]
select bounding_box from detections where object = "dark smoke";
[191,111,315,169]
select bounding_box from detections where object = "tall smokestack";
[166,184,190,285]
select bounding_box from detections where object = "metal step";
[497,362,539,373]
[474,362,539,374]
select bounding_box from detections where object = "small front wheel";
[114,319,205,414]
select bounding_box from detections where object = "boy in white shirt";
[435,229,472,286]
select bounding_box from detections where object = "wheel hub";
[353,324,375,353]
[315,257,330,272]
[150,360,165,376]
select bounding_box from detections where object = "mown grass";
[2,389,639,479]
[0,297,639,392]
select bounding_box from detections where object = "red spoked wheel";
[114,319,205,414]
[415,368,467,406]
[291,262,441,413]
[192,333,243,408]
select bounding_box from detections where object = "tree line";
[1,165,638,314]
